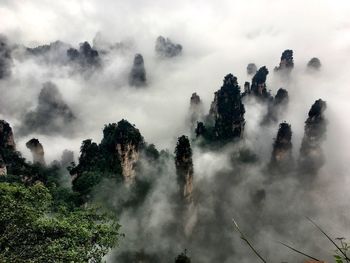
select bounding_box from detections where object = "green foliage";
[0,182,121,263]
[214,74,245,140]
[101,120,143,149]
[175,135,192,163]
[73,171,102,196]
[143,143,160,161]
[71,120,145,199]
[333,238,349,263]
[194,74,245,147]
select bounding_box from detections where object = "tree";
[175,250,191,263]
[0,182,121,263]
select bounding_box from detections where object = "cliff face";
[26,138,45,165]
[129,54,146,87]
[210,74,245,140]
[299,99,327,176]
[0,120,28,178]
[270,122,293,172]
[274,49,294,73]
[175,135,194,202]
[0,120,16,150]
[116,141,140,184]
[155,36,182,57]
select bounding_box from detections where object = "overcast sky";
[1,1,350,261]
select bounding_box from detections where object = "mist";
[1,0,350,262]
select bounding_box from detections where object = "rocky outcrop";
[67,41,100,68]
[20,81,76,136]
[155,36,182,57]
[70,120,144,202]
[105,120,143,183]
[0,35,12,79]
[0,120,24,177]
[175,135,193,202]
[129,54,146,87]
[116,143,139,184]
[274,49,294,73]
[262,88,289,124]
[307,57,321,71]
[299,99,327,177]
[269,122,293,172]
[0,120,16,150]
[196,74,245,143]
[244,81,250,94]
[251,66,271,99]
[189,92,204,129]
[72,119,143,186]
[210,74,245,140]
[246,63,257,75]
[26,138,45,165]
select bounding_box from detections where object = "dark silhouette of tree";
[175,250,191,263]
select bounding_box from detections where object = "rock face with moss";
[71,119,144,188]
[274,49,294,73]
[209,74,245,140]
[26,138,45,165]
[299,99,327,176]
[111,120,143,183]
[0,120,16,151]
[175,136,193,202]
[129,54,146,87]
[270,122,293,172]
[0,120,30,177]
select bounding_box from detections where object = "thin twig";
[279,241,321,261]
[232,218,267,263]
[306,217,350,262]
